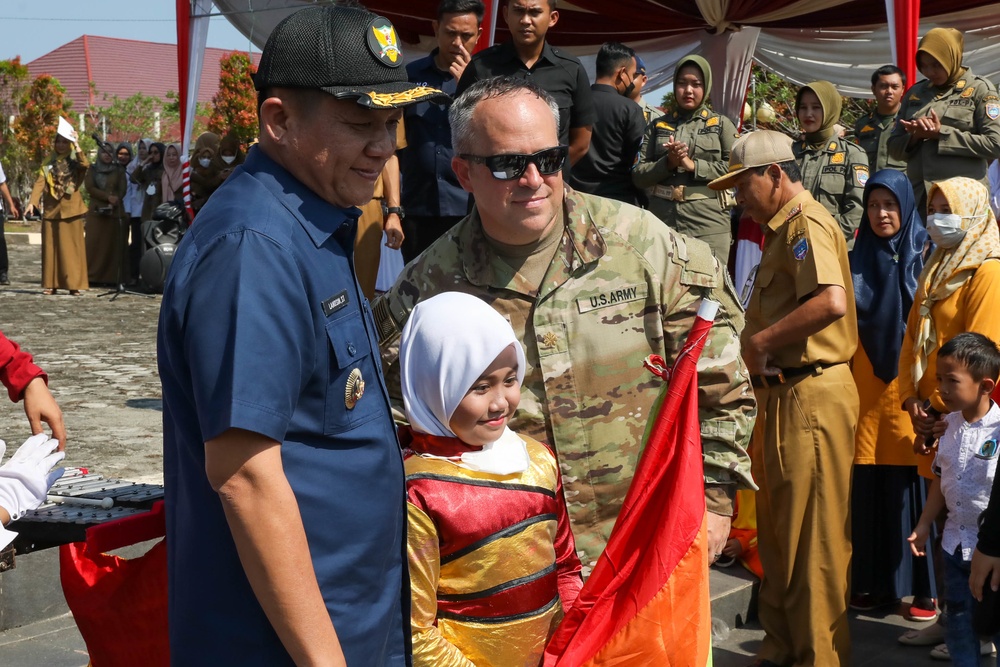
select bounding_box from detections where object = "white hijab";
[400,292,529,474]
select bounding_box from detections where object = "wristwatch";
[384,205,405,219]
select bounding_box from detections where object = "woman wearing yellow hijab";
[793,80,870,249]
[887,28,1000,213]
[899,177,1000,483]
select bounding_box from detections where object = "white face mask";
[221,155,236,165]
[198,157,211,168]
[927,212,981,248]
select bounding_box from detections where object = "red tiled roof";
[26,35,260,111]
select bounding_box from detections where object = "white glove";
[0,434,66,523]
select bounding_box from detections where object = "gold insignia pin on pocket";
[345,368,365,409]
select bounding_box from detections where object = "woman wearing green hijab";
[632,54,738,261]
[887,27,1000,213]
[793,80,869,249]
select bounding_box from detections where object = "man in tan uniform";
[710,130,859,667]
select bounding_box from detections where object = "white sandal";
[929,641,996,660]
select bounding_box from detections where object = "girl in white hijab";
[398,291,581,667]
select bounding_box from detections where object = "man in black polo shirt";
[399,0,484,263]
[571,42,646,206]
[456,0,594,166]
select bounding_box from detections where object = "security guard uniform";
[887,71,1000,211]
[633,107,738,260]
[853,110,907,172]
[746,190,859,667]
[793,136,868,249]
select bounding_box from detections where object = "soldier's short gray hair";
[449,75,560,154]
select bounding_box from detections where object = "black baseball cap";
[254,5,449,109]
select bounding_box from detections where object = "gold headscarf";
[911,177,1000,384]
[797,80,842,146]
[917,27,965,88]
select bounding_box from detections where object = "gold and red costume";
[404,428,583,667]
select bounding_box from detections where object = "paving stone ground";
[0,241,164,484]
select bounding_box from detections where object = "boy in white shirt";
[910,332,1000,666]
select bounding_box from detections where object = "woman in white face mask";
[900,177,1000,481]
[189,132,220,213]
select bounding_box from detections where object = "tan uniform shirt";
[744,190,858,367]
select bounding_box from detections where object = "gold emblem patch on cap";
[345,368,365,409]
[367,16,402,67]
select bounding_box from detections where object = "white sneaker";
[929,641,997,661]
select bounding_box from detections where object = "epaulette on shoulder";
[784,203,803,224]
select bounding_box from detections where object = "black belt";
[750,362,840,388]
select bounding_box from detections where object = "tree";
[5,73,73,205]
[0,58,32,204]
[98,91,161,142]
[208,52,257,147]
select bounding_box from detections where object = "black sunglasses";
[459,145,568,180]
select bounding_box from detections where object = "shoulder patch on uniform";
[700,108,709,118]
[956,79,967,89]
[830,151,845,164]
[655,121,675,130]
[909,93,921,101]
[706,116,719,127]
[827,141,838,151]
[854,164,869,187]
[962,87,976,98]
[860,124,875,133]
[986,95,1000,120]
[793,237,809,261]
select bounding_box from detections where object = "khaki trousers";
[42,215,89,291]
[354,199,383,300]
[753,362,858,667]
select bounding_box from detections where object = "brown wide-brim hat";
[254,5,449,109]
[708,130,795,190]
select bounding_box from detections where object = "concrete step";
[710,563,758,634]
[4,231,40,245]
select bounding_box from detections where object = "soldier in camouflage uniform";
[633,55,738,261]
[793,80,869,249]
[887,27,1000,212]
[853,65,908,172]
[375,76,756,569]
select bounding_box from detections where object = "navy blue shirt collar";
[242,145,360,249]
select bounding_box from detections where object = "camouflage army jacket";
[375,189,756,564]
[887,70,1000,206]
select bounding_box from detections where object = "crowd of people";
[4,0,1000,666]
[0,126,247,294]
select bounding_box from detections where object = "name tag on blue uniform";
[322,290,349,317]
[577,284,647,313]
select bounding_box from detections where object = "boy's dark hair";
[595,42,636,80]
[438,0,485,21]
[872,64,906,88]
[939,332,1000,382]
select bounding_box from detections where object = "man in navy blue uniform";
[399,0,484,263]
[157,6,445,666]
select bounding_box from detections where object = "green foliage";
[95,92,161,142]
[208,52,258,148]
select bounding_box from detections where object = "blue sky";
[0,1,256,63]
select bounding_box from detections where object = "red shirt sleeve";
[549,443,583,611]
[0,332,46,402]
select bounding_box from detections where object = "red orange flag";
[543,301,716,667]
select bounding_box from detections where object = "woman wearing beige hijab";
[888,28,1000,212]
[84,141,128,285]
[161,143,184,203]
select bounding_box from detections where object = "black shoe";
[0,272,9,285]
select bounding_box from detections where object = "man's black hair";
[438,0,485,21]
[939,332,1000,382]
[751,160,802,184]
[504,0,557,11]
[595,42,636,81]
[872,64,906,88]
